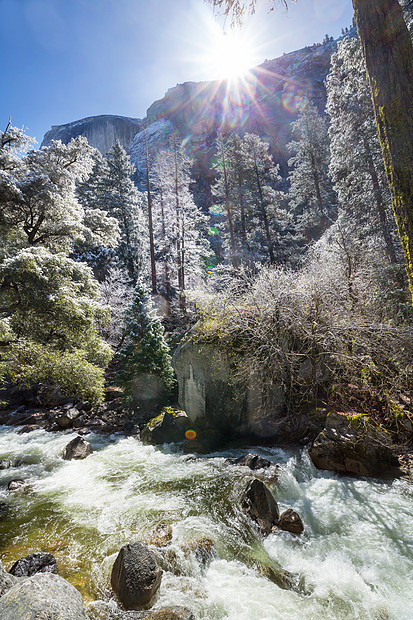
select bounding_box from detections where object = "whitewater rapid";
[0,425,412,619]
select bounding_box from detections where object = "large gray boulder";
[0,572,88,619]
[0,561,18,597]
[63,436,93,460]
[111,541,162,610]
[309,412,400,478]
[173,338,285,440]
[9,552,58,577]
[240,479,280,535]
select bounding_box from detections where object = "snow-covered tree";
[212,133,286,267]
[98,141,148,283]
[0,123,116,402]
[116,281,176,401]
[151,141,211,309]
[99,266,133,348]
[287,102,337,244]
[326,36,400,265]
[0,135,118,254]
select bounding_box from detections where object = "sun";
[204,25,258,80]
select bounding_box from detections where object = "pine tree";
[100,141,148,283]
[326,36,399,264]
[116,282,176,400]
[151,143,210,309]
[287,102,337,244]
[237,133,284,265]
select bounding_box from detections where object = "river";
[0,425,412,619]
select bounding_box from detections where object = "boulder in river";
[141,408,192,444]
[0,572,88,619]
[111,541,163,609]
[7,479,26,492]
[0,561,18,597]
[309,412,400,478]
[277,509,304,534]
[240,479,280,535]
[9,552,58,577]
[226,453,276,471]
[62,436,93,460]
[144,607,195,619]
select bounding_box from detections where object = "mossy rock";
[141,408,192,444]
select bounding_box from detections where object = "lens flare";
[185,429,197,440]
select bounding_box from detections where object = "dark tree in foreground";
[209,0,413,297]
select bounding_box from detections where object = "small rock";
[240,479,279,535]
[72,414,85,429]
[276,509,304,534]
[184,537,215,566]
[105,386,124,401]
[57,407,81,429]
[0,460,13,470]
[62,436,93,460]
[7,479,26,492]
[144,607,195,620]
[111,541,163,610]
[227,453,276,470]
[17,424,40,434]
[9,552,58,577]
[77,401,92,412]
[149,522,173,547]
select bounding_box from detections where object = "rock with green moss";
[309,412,400,478]
[141,408,192,444]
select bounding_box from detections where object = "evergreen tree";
[116,282,176,400]
[151,143,210,309]
[100,141,148,283]
[236,133,284,265]
[326,36,400,264]
[287,102,337,244]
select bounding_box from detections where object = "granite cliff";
[41,114,142,154]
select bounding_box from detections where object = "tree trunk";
[253,160,276,264]
[219,142,238,268]
[362,135,398,264]
[145,137,157,294]
[353,0,413,296]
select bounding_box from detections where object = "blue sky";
[0,0,354,145]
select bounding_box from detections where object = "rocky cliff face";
[41,114,142,154]
[41,34,351,204]
[130,37,343,201]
